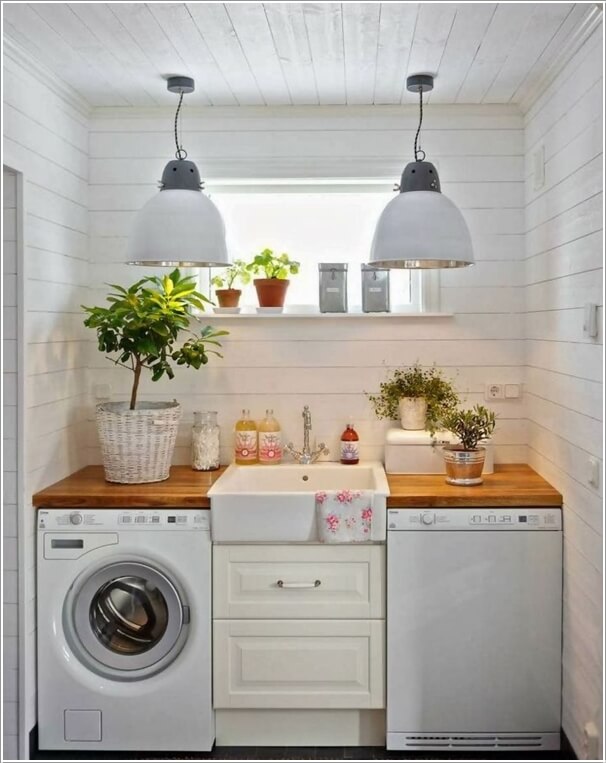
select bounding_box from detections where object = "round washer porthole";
[65,561,188,680]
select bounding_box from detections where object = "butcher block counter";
[33,464,561,509]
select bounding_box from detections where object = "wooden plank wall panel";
[87,103,526,468]
[523,24,603,760]
[2,54,91,754]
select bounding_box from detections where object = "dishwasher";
[387,507,562,752]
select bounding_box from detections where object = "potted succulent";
[441,404,496,486]
[210,259,251,309]
[83,269,227,484]
[368,363,459,432]
[246,248,300,308]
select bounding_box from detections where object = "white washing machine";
[387,507,562,752]
[37,508,214,752]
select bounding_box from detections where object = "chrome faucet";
[285,405,329,464]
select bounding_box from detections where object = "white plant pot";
[399,397,427,430]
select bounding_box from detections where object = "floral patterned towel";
[315,490,374,543]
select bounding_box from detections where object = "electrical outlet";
[485,384,504,400]
[583,721,600,760]
[504,384,521,399]
[587,457,601,490]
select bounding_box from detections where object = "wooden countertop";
[33,464,561,509]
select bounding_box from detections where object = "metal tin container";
[318,263,348,313]
[361,264,390,312]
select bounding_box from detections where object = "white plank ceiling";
[2,2,590,107]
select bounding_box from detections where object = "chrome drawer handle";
[276,579,321,589]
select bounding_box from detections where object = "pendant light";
[127,76,229,267]
[369,74,474,269]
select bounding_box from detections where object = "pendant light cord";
[413,88,426,162]
[174,91,187,160]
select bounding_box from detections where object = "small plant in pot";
[210,259,251,309]
[83,269,227,484]
[368,363,459,433]
[246,248,300,308]
[441,404,496,486]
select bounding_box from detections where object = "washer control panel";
[387,507,562,531]
[38,509,210,531]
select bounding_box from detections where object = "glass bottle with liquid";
[340,422,360,465]
[235,409,258,465]
[258,409,282,465]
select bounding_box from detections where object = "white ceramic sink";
[208,461,389,542]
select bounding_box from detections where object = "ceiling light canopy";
[127,76,229,268]
[369,74,474,269]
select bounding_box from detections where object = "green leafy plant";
[210,259,251,290]
[441,404,496,451]
[368,363,459,434]
[246,248,300,280]
[83,269,227,410]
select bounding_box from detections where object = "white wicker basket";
[96,401,182,484]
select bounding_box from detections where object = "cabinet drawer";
[213,619,385,709]
[213,544,385,619]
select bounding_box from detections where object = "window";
[203,180,435,313]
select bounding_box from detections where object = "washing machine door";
[68,561,187,678]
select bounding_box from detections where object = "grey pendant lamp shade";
[127,76,229,267]
[369,75,474,269]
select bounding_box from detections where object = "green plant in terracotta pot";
[83,269,227,484]
[246,248,300,308]
[368,363,459,434]
[441,404,496,486]
[210,259,251,308]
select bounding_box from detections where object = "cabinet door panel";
[214,619,385,709]
[213,545,385,619]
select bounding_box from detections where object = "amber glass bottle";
[235,409,258,464]
[340,422,360,465]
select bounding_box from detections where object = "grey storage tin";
[361,264,390,312]
[318,263,348,313]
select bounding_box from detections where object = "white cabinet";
[213,544,385,710]
[213,544,385,619]
[214,619,384,709]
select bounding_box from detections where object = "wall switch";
[504,384,521,399]
[532,145,545,190]
[583,303,599,338]
[587,457,601,490]
[583,721,600,760]
[94,384,112,400]
[485,384,504,400]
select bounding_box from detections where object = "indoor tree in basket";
[245,248,300,308]
[83,269,227,484]
[440,404,496,486]
[368,363,459,432]
[210,259,251,308]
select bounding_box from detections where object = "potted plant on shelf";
[83,269,227,484]
[210,259,251,309]
[246,248,300,308]
[368,363,459,432]
[440,404,496,486]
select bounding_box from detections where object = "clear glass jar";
[191,411,220,471]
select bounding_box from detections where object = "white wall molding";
[518,4,603,115]
[2,35,91,119]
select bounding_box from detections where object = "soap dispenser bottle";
[340,421,360,465]
[258,409,282,465]
[235,409,258,465]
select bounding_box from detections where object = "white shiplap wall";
[3,167,20,762]
[3,48,91,756]
[523,25,603,759]
[87,104,526,467]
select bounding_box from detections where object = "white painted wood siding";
[3,49,90,756]
[3,168,19,762]
[86,104,526,467]
[523,24,603,759]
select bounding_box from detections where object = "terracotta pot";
[399,397,427,430]
[442,445,486,486]
[215,288,241,308]
[254,278,290,308]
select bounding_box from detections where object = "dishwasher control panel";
[387,507,562,530]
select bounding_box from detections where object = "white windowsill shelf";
[196,310,453,320]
